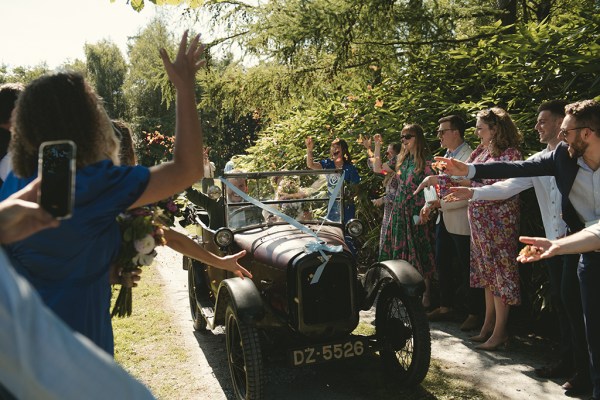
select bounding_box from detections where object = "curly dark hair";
[476,107,522,157]
[10,72,118,177]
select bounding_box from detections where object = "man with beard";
[435,100,590,393]
[434,99,600,400]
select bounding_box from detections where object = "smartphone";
[38,140,76,219]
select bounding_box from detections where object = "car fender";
[213,277,265,326]
[362,260,425,309]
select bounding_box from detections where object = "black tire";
[185,256,207,331]
[225,304,264,400]
[375,283,431,386]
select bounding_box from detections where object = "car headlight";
[214,228,234,247]
[345,219,364,238]
[207,185,222,200]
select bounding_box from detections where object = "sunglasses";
[436,128,454,136]
[400,134,415,140]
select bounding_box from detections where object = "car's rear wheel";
[225,304,264,400]
[185,256,207,331]
[375,283,431,386]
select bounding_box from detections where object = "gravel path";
[154,241,581,399]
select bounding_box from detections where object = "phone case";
[38,140,77,219]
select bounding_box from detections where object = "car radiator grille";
[298,257,353,324]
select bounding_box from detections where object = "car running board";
[199,305,217,330]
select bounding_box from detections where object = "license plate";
[289,338,367,366]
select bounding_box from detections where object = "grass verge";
[111,265,192,399]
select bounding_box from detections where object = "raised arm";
[305,136,322,170]
[130,31,206,209]
[372,134,393,174]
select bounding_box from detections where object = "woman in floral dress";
[377,124,436,307]
[438,107,522,351]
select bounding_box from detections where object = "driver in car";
[186,172,263,229]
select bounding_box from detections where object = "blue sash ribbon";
[221,172,346,283]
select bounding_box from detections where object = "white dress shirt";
[569,156,600,227]
[472,148,567,240]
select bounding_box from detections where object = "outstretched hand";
[443,186,474,202]
[433,156,469,177]
[413,175,439,196]
[516,236,556,263]
[219,250,252,279]
[159,30,206,89]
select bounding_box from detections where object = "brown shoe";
[460,314,481,331]
[427,307,454,322]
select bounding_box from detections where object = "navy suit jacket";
[473,142,583,233]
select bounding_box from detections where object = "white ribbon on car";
[220,171,346,284]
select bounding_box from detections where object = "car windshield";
[213,170,345,230]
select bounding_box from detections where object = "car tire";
[185,256,207,331]
[375,283,431,386]
[225,304,264,400]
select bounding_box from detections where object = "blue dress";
[0,160,150,355]
[319,159,360,224]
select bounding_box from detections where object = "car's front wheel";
[185,256,207,331]
[375,283,431,386]
[225,304,264,400]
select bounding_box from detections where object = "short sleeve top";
[0,160,150,355]
[319,159,361,184]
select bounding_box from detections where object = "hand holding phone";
[38,140,76,219]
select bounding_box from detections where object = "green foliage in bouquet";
[111,195,186,317]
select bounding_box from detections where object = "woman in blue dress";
[305,136,360,223]
[0,31,205,356]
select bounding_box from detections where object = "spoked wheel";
[375,283,431,386]
[185,256,207,331]
[225,304,264,400]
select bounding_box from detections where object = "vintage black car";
[182,169,430,400]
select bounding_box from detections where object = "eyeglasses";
[400,134,415,140]
[559,126,592,138]
[436,128,454,136]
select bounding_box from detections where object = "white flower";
[132,250,157,266]
[134,234,155,254]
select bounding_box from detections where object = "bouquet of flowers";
[111,195,186,317]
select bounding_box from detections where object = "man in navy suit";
[436,99,600,399]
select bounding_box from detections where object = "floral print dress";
[444,145,522,305]
[379,156,398,254]
[379,156,436,279]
